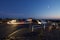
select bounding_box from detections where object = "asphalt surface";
[0,24,60,40]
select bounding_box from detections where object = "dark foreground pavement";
[0,24,60,40]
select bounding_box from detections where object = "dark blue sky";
[0,0,60,19]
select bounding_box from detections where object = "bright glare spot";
[7,20,24,24]
[38,22,41,24]
[37,20,41,24]
[7,20,18,24]
[11,20,16,23]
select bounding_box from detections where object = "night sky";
[0,0,60,19]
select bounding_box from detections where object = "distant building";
[27,18,32,22]
[26,18,33,23]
